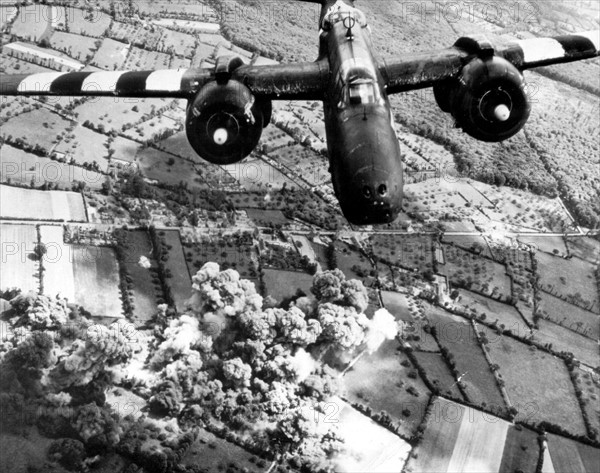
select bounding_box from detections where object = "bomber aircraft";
[1,0,599,224]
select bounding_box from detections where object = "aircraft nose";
[340,168,402,225]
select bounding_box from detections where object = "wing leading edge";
[382,31,600,94]
[0,61,329,100]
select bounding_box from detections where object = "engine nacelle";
[434,56,531,142]
[186,80,270,165]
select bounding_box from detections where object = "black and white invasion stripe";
[502,30,600,69]
[0,69,212,97]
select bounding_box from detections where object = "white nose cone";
[213,128,228,145]
[494,104,511,122]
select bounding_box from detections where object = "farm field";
[412,351,463,399]
[66,8,112,37]
[122,230,161,324]
[74,97,172,134]
[371,234,434,272]
[161,230,193,312]
[48,31,98,62]
[440,244,512,300]
[182,232,258,283]
[426,306,507,412]
[179,427,264,473]
[537,291,598,340]
[442,234,493,259]
[482,326,588,436]
[457,289,529,336]
[574,367,600,442]
[534,319,599,369]
[136,147,206,192]
[0,185,87,221]
[123,47,171,70]
[0,144,104,190]
[2,107,71,146]
[0,223,39,293]
[72,245,122,318]
[536,252,599,314]
[108,22,162,49]
[497,425,541,473]
[54,125,110,171]
[547,434,600,473]
[91,38,129,70]
[382,291,439,351]
[9,5,51,41]
[566,237,600,264]
[406,397,509,473]
[39,225,75,302]
[158,29,197,57]
[334,240,373,283]
[221,157,298,190]
[109,136,141,163]
[518,235,568,256]
[262,269,313,301]
[343,340,431,439]
[334,400,412,473]
[244,209,290,226]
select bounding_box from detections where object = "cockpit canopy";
[322,7,367,31]
[348,79,377,105]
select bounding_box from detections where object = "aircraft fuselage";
[320,1,403,225]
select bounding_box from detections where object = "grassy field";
[66,8,112,37]
[537,291,598,340]
[412,351,464,400]
[122,230,161,324]
[54,125,110,171]
[159,29,197,58]
[221,157,298,190]
[161,230,193,311]
[343,340,431,439]
[406,397,511,473]
[123,47,171,70]
[49,31,98,62]
[534,320,599,369]
[136,147,207,193]
[262,268,313,301]
[182,233,258,283]
[566,237,600,265]
[482,326,588,436]
[91,38,129,70]
[180,427,265,473]
[334,240,373,284]
[574,367,600,442]
[426,307,506,412]
[335,400,412,472]
[2,107,71,145]
[39,225,75,301]
[457,289,528,336]
[547,434,600,473]
[382,292,439,351]
[0,144,104,190]
[440,245,511,300]
[518,235,568,256]
[0,223,39,293]
[9,5,51,41]
[72,245,122,318]
[537,252,599,314]
[371,234,434,272]
[0,185,87,221]
[442,234,493,259]
[497,425,541,473]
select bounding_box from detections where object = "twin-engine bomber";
[1,0,598,224]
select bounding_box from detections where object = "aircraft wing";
[382,31,600,94]
[0,61,328,100]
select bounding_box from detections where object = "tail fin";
[295,0,356,26]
